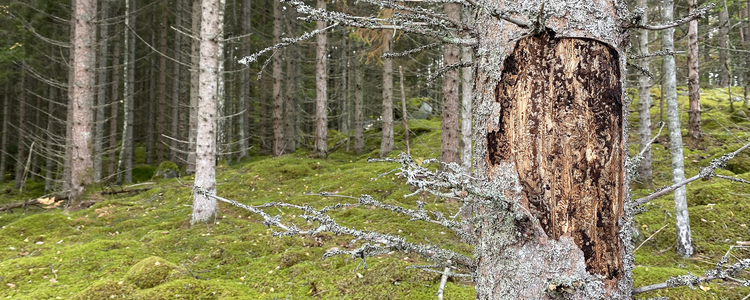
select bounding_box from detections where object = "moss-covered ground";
[0,88,749,299]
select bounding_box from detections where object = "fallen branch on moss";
[0,194,67,212]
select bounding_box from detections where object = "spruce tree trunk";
[238,0,250,159]
[171,0,184,164]
[44,85,55,191]
[380,31,394,158]
[93,0,109,183]
[637,0,653,188]
[719,1,730,87]
[354,57,364,154]
[109,30,120,181]
[272,0,283,157]
[118,0,135,185]
[313,0,328,158]
[284,40,298,154]
[687,0,701,147]
[147,26,157,165]
[472,1,634,297]
[15,66,27,190]
[460,8,473,172]
[187,0,201,174]
[0,91,7,183]
[441,3,460,165]
[192,0,224,224]
[663,0,694,258]
[157,0,168,164]
[69,0,97,200]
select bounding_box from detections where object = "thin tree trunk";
[272,0,283,157]
[460,9,473,172]
[0,91,7,183]
[637,0,653,188]
[313,0,327,158]
[687,0,701,147]
[109,28,120,181]
[399,66,409,155]
[216,7,227,160]
[187,0,201,174]
[44,84,56,191]
[93,0,109,183]
[171,0,183,164]
[237,0,250,159]
[14,66,26,190]
[283,41,297,154]
[441,3,460,165]
[118,0,135,184]
[354,55,363,155]
[192,0,224,224]
[69,0,97,200]
[147,24,156,165]
[663,0,694,258]
[157,0,168,164]
[380,31,394,158]
[719,1,730,87]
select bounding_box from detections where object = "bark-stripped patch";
[487,32,623,280]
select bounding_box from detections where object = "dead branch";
[628,3,714,31]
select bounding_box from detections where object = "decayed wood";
[487,33,624,280]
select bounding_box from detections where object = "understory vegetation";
[0,87,749,299]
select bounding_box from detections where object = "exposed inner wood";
[488,32,624,280]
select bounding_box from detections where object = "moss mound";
[124,256,183,289]
[138,278,241,300]
[152,161,180,180]
[72,280,142,300]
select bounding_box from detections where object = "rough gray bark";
[636,0,652,187]
[118,0,135,185]
[441,3,460,165]
[147,24,156,165]
[272,0,283,157]
[380,31,394,158]
[187,0,201,174]
[662,0,694,258]
[15,66,27,190]
[68,0,96,200]
[354,56,364,154]
[687,0,701,147]
[313,0,328,158]
[44,85,55,191]
[399,66,409,155]
[192,0,225,224]
[283,42,298,154]
[719,1,729,87]
[93,0,109,183]
[460,8,473,172]
[171,0,184,164]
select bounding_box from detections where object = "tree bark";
[687,0,701,147]
[460,7,473,172]
[15,66,27,190]
[272,0,283,157]
[171,0,184,164]
[157,0,168,164]
[118,0,135,185]
[44,85,56,191]
[313,0,328,158]
[662,0,694,258]
[636,0,652,188]
[93,0,109,183]
[192,0,224,224]
[354,55,364,154]
[68,0,96,200]
[472,1,633,298]
[399,66,409,155]
[109,28,120,181]
[380,31,394,158]
[719,1,730,87]
[0,91,7,183]
[441,3,460,165]
[237,0,250,159]
[187,0,201,174]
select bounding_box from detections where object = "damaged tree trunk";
[472,1,631,298]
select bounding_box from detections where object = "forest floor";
[0,87,749,299]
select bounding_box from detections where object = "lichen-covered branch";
[627,3,714,30]
[632,141,750,207]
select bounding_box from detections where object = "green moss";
[152,161,180,180]
[124,256,184,289]
[137,278,245,300]
[72,280,142,300]
[132,165,156,183]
